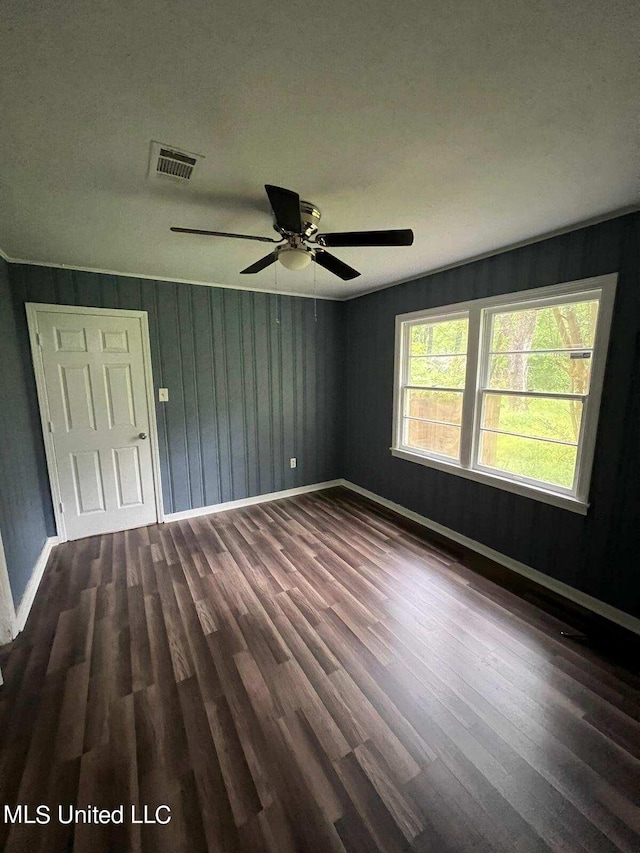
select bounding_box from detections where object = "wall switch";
[158,388,169,402]
[290,457,297,469]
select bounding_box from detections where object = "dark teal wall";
[343,213,640,618]
[0,258,50,608]
[9,266,344,520]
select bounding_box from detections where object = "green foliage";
[482,432,577,488]
[491,300,598,352]
[410,318,468,356]
[483,395,582,443]
[488,352,592,394]
[409,356,466,388]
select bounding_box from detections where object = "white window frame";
[391,273,617,514]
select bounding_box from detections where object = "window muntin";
[401,316,468,461]
[393,277,615,511]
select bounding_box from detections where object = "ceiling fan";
[170,184,414,280]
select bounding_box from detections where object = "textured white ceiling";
[0,0,638,299]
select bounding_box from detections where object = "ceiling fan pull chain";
[314,262,318,323]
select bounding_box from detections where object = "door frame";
[0,528,16,645]
[26,303,164,542]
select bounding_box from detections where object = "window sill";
[390,447,589,515]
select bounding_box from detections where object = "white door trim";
[0,529,16,645]
[26,303,164,542]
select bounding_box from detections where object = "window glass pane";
[478,431,577,489]
[405,389,463,425]
[410,317,468,356]
[409,355,467,388]
[487,351,593,394]
[490,299,599,353]
[481,393,582,444]
[404,418,461,459]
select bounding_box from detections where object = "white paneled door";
[27,305,161,541]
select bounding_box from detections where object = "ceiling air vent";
[149,141,203,183]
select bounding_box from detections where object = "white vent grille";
[149,141,203,182]
[157,148,196,179]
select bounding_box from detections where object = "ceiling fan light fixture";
[277,246,313,271]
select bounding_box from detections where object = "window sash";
[478,425,579,448]
[480,388,587,401]
[404,415,462,428]
[399,312,470,460]
[487,347,593,355]
[408,352,467,358]
[392,274,617,510]
[474,438,579,494]
[403,384,466,394]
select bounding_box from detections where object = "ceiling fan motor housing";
[273,200,321,239]
[300,201,321,238]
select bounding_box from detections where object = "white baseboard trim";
[163,480,343,522]
[14,536,60,636]
[341,480,640,637]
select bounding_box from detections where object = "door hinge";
[59,501,64,514]
[36,332,43,348]
[48,421,55,433]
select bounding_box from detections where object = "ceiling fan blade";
[264,184,302,234]
[317,229,414,247]
[170,227,280,243]
[313,250,360,281]
[240,253,278,274]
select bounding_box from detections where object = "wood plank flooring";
[1,486,639,852]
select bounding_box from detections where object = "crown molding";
[0,249,339,301]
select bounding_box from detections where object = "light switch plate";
[158,388,169,402]
[290,457,297,469]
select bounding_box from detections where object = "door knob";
[138,432,147,440]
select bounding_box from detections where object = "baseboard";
[164,480,343,522]
[340,479,640,637]
[14,536,60,636]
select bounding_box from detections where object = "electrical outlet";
[290,457,297,469]
[158,388,169,402]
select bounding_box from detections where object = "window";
[392,274,616,513]
[401,314,468,461]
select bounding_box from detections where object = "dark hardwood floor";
[1,486,639,852]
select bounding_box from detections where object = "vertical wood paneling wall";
[0,259,50,606]
[8,266,343,523]
[343,213,640,617]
